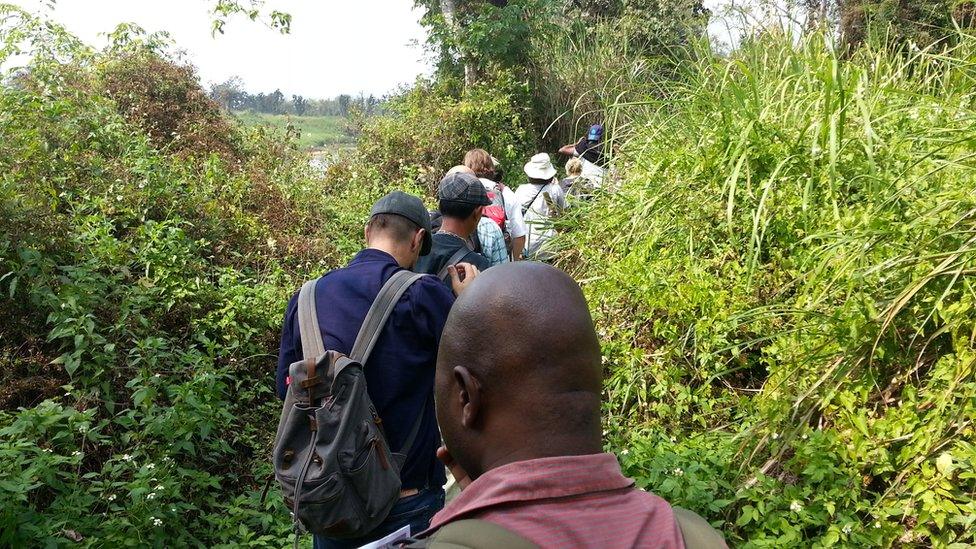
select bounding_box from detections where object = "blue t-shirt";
[276,248,454,490]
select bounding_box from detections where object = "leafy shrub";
[355,73,532,192]
[0,9,357,546]
[96,50,245,166]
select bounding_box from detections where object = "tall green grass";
[561,29,976,547]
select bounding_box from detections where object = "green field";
[233,111,355,149]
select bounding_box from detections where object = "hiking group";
[273,128,726,549]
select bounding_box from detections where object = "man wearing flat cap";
[415,172,493,281]
[275,191,480,548]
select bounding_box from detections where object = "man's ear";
[364,223,370,244]
[453,366,481,430]
[413,229,426,253]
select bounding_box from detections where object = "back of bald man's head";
[439,262,603,405]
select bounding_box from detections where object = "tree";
[415,0,556,87]
[209,76,246,111]
[268,89,285,114]
[338,94,352,117]
[565,0,709,55]
[837,0,959,49]
[292,94,307,116]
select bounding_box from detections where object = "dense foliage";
[0,10,372,546]
[6,1,976,547]
[559,30,976,547]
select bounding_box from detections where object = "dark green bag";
[402,508,726,549]
[674,507,728,548]
[401,519,539,549]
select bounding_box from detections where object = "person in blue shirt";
[275,191,480,549]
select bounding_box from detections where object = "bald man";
[419,262,726,548]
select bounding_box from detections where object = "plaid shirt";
[426,453,686,548]
[476,217,509,267]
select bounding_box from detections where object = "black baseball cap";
[369,191,433,256]
[438,172,492,206]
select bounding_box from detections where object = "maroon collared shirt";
[426,453,687,548]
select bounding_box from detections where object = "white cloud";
[9,0,432,98]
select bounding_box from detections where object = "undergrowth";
[559,30,976,547]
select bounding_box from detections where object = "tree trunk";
[440,0,459,31]
[440,0,478,87]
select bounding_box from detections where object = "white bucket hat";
[523,153,557,180]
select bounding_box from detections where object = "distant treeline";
[209,77,382,117]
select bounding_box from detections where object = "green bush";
[559,30,976,547]
[355,73,533,193]
[0,10,353,546]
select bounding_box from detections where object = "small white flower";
[673,468,684,477]
[620,449,630,456]
[78,425,87,433]
[842,524,853,535]
[146,463,156,470]
[43,448,53,453]
[64,392,71,397]
[155,485,164,491]
[771,432,780,440]
[122,454,133,462]
[107,494,117,502]
[670,436,677,443]
[116,195,124,202]
[152,517,162,526]
[790,500,803,513]
[170,507,177,513]
[874,522,881,529]
[154,374,161,378]
[146,492,156,500]
[71,450,82,457]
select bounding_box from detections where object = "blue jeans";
[312,488,445,549]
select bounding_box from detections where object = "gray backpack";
[273,270,426,543]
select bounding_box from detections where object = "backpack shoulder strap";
[522,184,548,216]
[437,246,473,280]
[413,519,539,549]
[348,270,425,365]
[673,507,727,548]
[494,182,507,209]
[296,279,326,359]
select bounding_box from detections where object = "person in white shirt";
[516,153,567,260]
[463,149,528,261]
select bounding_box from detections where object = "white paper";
[357,525,412,549]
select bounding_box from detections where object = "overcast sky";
[10,0,432,99]
[8,0,757,99]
